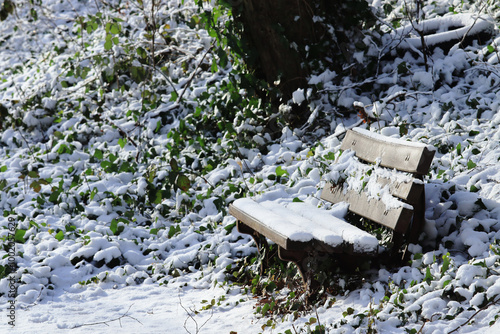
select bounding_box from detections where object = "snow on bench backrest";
[341,128,435,175]
[321,128,434,234]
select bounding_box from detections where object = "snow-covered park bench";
[229,128,435,288]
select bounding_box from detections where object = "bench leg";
[278,247,321,292]
[237,221,271,275]
[408,188,426,244]
[399,187,426,262]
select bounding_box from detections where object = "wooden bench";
[229,128,435,289]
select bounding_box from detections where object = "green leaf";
[475,198,487,210]
[104,39,113,51]
[110,219,118,235]
[15,229,27,243]
[153,189,162,204]
[30,180,41,193]
[324,152,336,160]
[49,189,61,203]
[413,253,423,260]
[425,267,433,285]
[343,307,355,317]
[55,230,64,241]
[28,171,40,178]
[170,91,178,102]
[176,174,190,192]
[224,222,236,234]
[136,46,147,59]
[441,252,451,276]
[168,225,181,238]
[170,158,179,172]
[211,59,218,73]
[30,8,38,21]
[0,166,6,172]
[467,159,477,170]
[292,197,303,202]
[110,219,124,235]
[110,23,120,34]
[276,166,288,177]
[118,138,126,149]
[90,187,98,200]
[94,149,103,160]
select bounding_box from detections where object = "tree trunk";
[237,0,316,100]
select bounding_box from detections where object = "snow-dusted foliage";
[1,0,500,332]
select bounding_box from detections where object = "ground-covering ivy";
[2,0,500,333]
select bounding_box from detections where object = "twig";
[447,296,500,334]
[178,294,214,334]
[458,2,489,49]
[71,304,143,328]
[176,42,215,103]
[107,119,139,148]
[18,287,44,311]
[403,0,430,71]
[17,129,34,156]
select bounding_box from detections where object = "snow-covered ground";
[2,0,500,333]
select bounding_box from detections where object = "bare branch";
[71,304,143,329]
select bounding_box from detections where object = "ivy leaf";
[110,23,120,35]
[28,171,40,178]
[104,38,113,51]
[441,252,451,276]
[110,219,124,235]
[170,158,179,172]
[168,225,181,238]
[276,166,288,177]
[55,230,64,241]
[467,159,477,170]
[425,267,433,285]
[15,229,27,243]
[176,174,190,192]
[94,149,103,160]
[30,8,38,21]
[224,222,236,234]
[30,180,42,193]
[118,138,127,149]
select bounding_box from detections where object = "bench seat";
[230,198,380,254]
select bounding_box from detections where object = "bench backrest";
[321,128,435,237]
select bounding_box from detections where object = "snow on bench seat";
[232,198,379,253]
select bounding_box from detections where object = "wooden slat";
[375,178,424,204]
[341,129,435,175]
[229,204,291,249]
[320,184,413,234]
